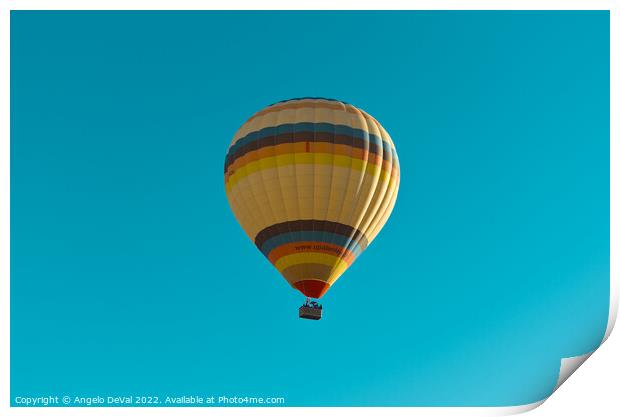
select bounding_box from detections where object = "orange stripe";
[267,241,356,266]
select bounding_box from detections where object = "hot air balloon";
[224,98,400,319]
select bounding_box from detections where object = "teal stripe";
[259,231,364,258]
[230,122,389,156]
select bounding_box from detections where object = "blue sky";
[11,11,609,406]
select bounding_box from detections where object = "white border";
[0,1,616,416]
[0,0,615,10]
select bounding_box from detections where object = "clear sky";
[11,11,609,406]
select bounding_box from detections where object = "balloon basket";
[299,300,323,320]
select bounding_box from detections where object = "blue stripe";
[230,122,390,157]
[259,231,365,258]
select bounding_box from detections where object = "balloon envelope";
[224,98,400,298]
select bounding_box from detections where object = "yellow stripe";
[225,153,395,193]
[274,252,349,275]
